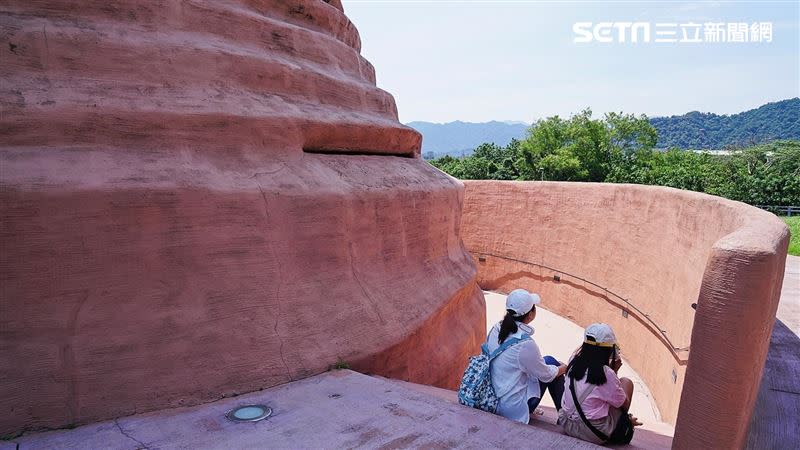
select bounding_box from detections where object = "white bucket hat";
[506,289,541,317]
[584,323,618,348]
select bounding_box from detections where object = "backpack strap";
[568,367,609,442]
[487,335,531,362]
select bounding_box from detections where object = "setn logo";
[573,22,651,43]
[574,22,773,44]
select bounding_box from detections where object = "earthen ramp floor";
[12,368,674,450]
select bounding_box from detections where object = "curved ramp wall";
[461,181,788,449]
[0,0,485,435]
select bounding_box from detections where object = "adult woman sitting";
[485,289,568,424]
[559,323,642,445]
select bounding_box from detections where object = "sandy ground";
[483,291,673,435]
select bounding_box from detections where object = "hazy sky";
[342,0,800,123]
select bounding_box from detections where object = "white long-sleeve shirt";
[485,321,559,424]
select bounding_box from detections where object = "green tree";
[472,142,521,180]
[516,109,657,181]
[427,108,798,208]
[428,155,464,177]
[724,141,800,205]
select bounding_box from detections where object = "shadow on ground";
[746,319,800,449]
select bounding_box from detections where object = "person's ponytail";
[498,309,519,344]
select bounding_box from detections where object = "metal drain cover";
[225,405,272,422]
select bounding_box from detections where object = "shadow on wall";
[459,180,789,450]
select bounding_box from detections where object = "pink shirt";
[561,366,627,420]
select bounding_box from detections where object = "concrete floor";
[746,255,800,449]
[14,370,611,450]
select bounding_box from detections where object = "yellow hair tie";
[584,339,616,348]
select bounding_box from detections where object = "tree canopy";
[429,110,800,206]
[650,98,800,149]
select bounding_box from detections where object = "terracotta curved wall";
[461,181,788,448]
[0,1,485,435]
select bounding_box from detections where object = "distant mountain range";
[406,121,529,158]
[407,98,800,158]
[650,98,800,149]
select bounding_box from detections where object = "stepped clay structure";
[2,2,791,448]
[461,181,789,449]
[0,0,485,435]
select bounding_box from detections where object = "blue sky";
[342,0,800,123]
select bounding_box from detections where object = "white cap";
[584,323,618,348]
[506,289,541,316]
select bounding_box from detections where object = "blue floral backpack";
[458,335,531,413]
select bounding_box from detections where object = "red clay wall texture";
[461,181,789,449]
[0,1,485,435]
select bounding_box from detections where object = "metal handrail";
[470,250,690,364]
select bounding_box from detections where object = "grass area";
[783,216,800,256]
